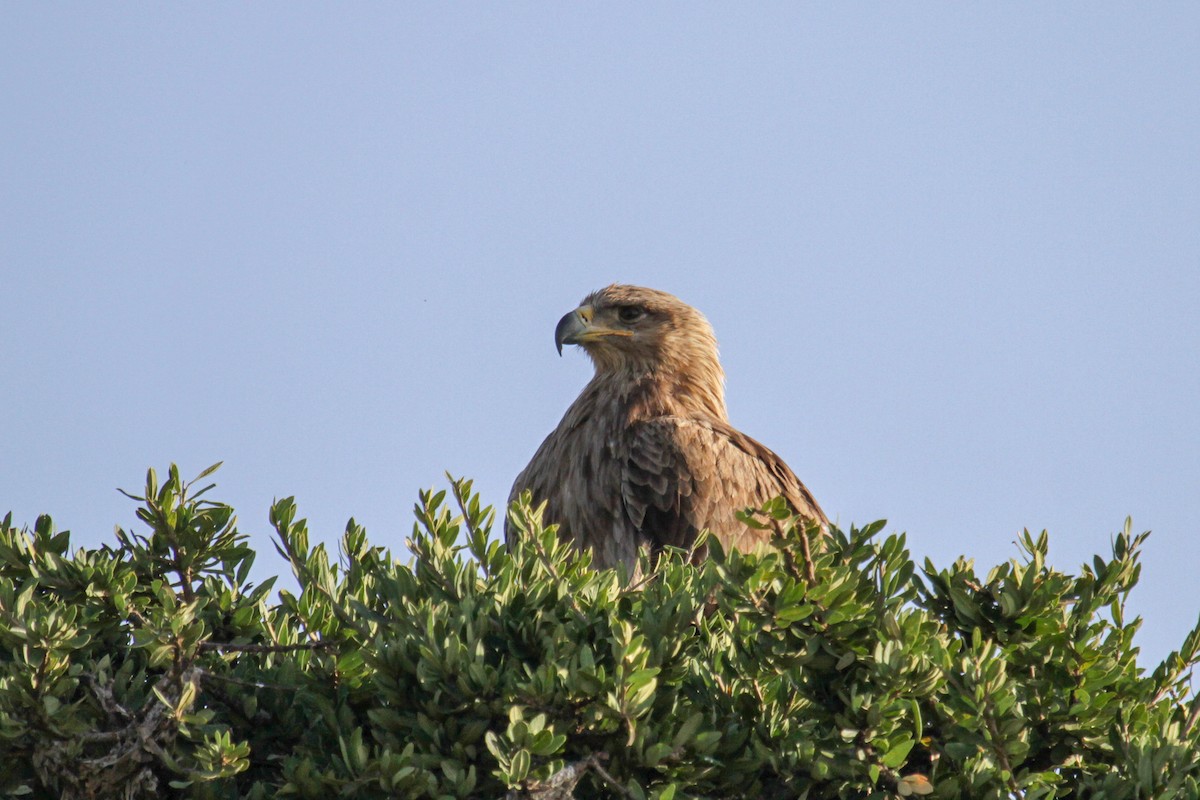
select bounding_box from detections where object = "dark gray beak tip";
[554,309,582,356]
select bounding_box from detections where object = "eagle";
[508,284,826,571]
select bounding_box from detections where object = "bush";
[0,464,1197,799]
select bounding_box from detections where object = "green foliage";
[1,464,1198,799]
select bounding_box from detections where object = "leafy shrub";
[0,465,1197,799]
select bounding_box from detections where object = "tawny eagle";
[508,284,826,570]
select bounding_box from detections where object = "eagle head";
[554,284,726,418]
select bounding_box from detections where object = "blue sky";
[2,6,1197,664]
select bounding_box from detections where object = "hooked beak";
[554,305,593,355]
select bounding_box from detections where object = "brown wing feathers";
[621,420,696,553]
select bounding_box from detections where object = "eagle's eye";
[617,306,645,324]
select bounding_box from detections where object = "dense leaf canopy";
[0,465,1197,799]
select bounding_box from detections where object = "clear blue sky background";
[2,6,1197,664]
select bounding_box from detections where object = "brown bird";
[508,284,826,571]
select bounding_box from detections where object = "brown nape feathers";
[508,284,826,571]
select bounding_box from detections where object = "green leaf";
[671,712,705,750]
[880,739,915,768]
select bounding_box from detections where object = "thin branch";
[587,753,637,799]
[199,640,334,654]
[451,478,495,579]
[795,520,817,586]
[529,532,591,626]
[983,709,1024,798]
[1184,690,1200,737]
[197,667,297,693]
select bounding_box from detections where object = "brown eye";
[617,306,645,323]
